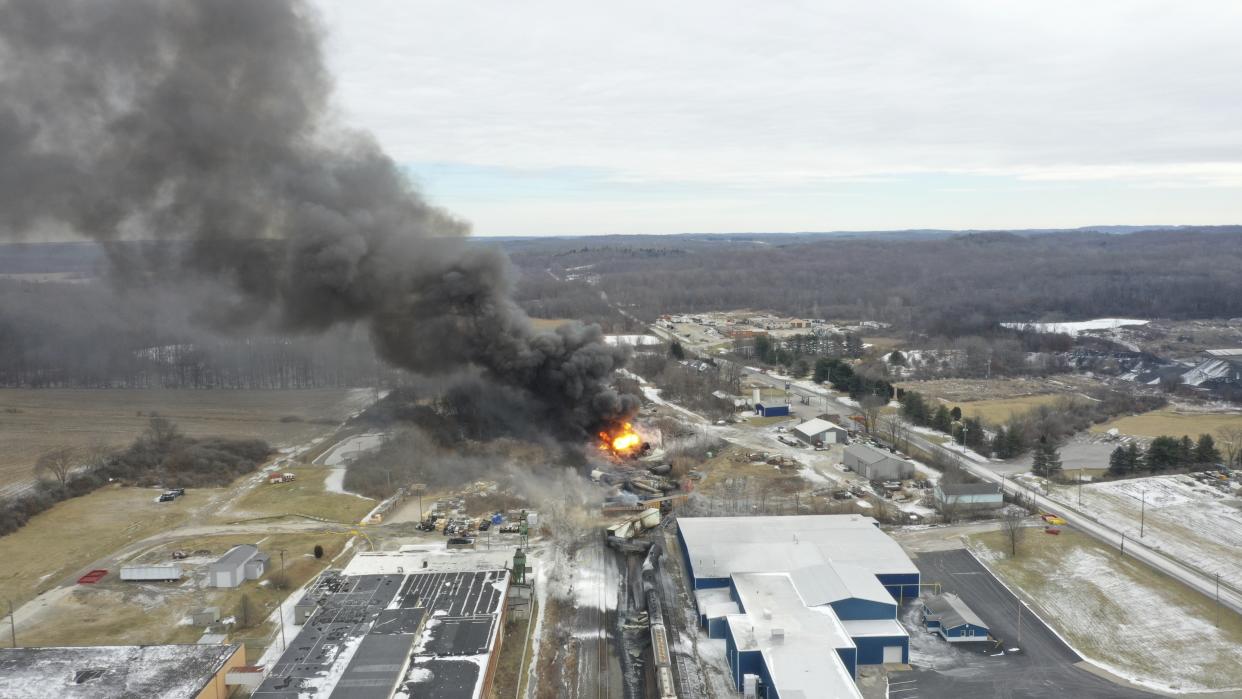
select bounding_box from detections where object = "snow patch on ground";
[1048,474,1242,584]
[1001,318,1150,336]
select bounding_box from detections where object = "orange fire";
[599,422,642,455]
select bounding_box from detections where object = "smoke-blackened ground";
[0,0,637,441]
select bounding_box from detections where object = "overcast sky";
[316,0,1242,236]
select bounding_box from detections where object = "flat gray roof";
[210,544,258,571]
[0,644,240,699]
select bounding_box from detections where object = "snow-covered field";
[1048,474,1242,584]
[971,530,1242,693]
[1000,318,1149,336]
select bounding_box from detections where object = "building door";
[882,645,903,664]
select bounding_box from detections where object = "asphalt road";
[721,359,1242,616]
[901,549,1155,699]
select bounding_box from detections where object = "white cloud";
[313,0,1242,232]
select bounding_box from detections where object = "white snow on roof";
[790,562,895,607]
[727,573,862,699]
[341,546,515,576]
[792,418,844,438]
[694,586,734,611]
[1182,358,1242,387]
[840,618,907,638]
[1204,349,1242,359]
[0,644,241,699]
[678,515,918,581]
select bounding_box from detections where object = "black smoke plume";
[0,0,638,439]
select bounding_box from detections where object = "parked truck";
[119,564,183,582]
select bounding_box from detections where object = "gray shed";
[792,418,849,446]
[207,544,266,588]
[844,444,914,481]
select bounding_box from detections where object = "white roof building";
[727,573,863,699]
[792,418,849,444]
[677,515,919,697]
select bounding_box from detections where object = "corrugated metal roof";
[924,592,987,630]
[845,444,895,465]
[209,544,258,571]
[792,418,845,438]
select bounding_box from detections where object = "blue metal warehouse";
[678,515,921,698]
[753,402,790,417]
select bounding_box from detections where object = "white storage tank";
[119,564,182,582]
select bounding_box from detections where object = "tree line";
[0,415,270,537]
[503,229,1242,337]
[1108,434,1225,476]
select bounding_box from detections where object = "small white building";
[792,418,849,446]
[207,544,269,588]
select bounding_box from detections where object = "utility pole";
[1077,469,1083,505]
[1016,600,1022,646]
[1120,531,1126,558]
[1216,573,1222,627]
[6,599,14,648]
[1140,489,1147,538]
[277,549,288,650]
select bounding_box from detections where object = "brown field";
[216,466,375,525]
[0,485,206,606]
[1090,408,1242,439]
[18,531,347,654]
[0,388,370,489]
[898,376,1101,404]
[955,394,1074,424]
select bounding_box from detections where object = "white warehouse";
[792,417,849,446]
[207,544,269,588]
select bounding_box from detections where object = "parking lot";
[894,549,1155,698]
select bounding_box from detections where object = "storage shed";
[934,482,1004,513]
[922,592,990,642]
[754,403,790,418]
[792,418,849,445]
[844,444,914,481]
[207,545,268,588]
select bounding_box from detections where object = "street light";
[6,599,14,648]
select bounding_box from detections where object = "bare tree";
[1217,426,1242,468]
[1003,508,1026,558]
[34,446,78,487]
[881,415,910,453]
[859,394,887,435]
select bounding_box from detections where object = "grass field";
[0,388,371,489]
[968,528,1242,692]
[1090,407,1242,439]
[955,394,1071,424]
[0,485,203,607]
[18,531,347,652]
[218,466,375,525]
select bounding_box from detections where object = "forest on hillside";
[504,229,1242,335]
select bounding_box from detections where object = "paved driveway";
[894,549,1155,698]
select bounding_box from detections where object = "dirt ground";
[0,484,205,607]
[17,531,347,652]
[0,388,372,490]
[214,466,375,525]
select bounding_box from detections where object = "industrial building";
[844,444,914,481]
[678,515,919,698]
[253,547,515,699]
[792,417,848,445]
[922,592,990,642]
[207,544,269,588]
[934,482,1004,513]
[0,643,245,699]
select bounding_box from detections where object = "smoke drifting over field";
[0,0,637,438]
